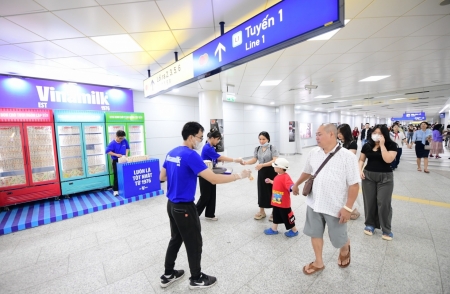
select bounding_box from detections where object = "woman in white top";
[389,124,406,171]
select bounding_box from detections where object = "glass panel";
[0,126,26,188]
[85,125,106,175]
[128,125,144,156]
[27,126,57,183]
[58,125,84,179]
[108,125,124,143]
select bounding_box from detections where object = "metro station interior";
[0,0,449,293]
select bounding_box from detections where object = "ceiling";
[0,0,449,118]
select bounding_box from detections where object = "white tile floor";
[0,144,449,294]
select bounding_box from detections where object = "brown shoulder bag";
[302,147,341,196]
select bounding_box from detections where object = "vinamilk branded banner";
[0,75,133,112]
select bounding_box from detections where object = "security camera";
[304,84,318,90]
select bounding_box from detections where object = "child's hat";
[272,158,289,170]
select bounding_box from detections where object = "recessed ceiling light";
[353,104,363,107]
[391,98,407,101]
[172,89,179,93]
[359,75,391,82]
[91,34,143,53]
[308,19,351,41]
[270,101,275,105]
[315,95,332,99]
[261,80,282,86]
[332,100,347,102]
[295,106,301,109]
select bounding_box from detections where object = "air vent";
[351,108,363,110]
[411,102,429,104]
[289,88,301,91]
[418,97,429,100]
[405,91,429,95]
[363,97,374,100]
[321,102,336,104]
[435,96,445,98]
[337,105,352,108]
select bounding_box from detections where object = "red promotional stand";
[0,108,61,209]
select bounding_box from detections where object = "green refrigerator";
[105,112,146,186]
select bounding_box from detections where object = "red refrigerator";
[0,108,61,208]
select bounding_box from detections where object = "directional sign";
[144,0,344,98]
[391,112,426,122]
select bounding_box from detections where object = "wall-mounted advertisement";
[210,119,224,152]
[300,123,312,139]
[289,121,296,142]
[0,75,134,112]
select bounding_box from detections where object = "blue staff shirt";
[412,129,432,144]
[105,139,130,160]
[163,146,208,203]
[201,143,221,167]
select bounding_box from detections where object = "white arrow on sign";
[215,43,226,62]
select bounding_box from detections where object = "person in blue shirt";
[197,129,244,221]
[105,130,129,196]
[159,122,250,290]
[408,121,433,173]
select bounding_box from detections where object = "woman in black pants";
[196,129,244,221]
[243,132,279,221]
[358,125,397,241]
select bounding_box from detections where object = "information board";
[144,0,344,98]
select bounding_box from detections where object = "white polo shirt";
[303,144,361,218]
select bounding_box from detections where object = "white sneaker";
[113,191,119,196]
[205,217,218,221]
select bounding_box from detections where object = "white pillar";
[379,118,386,124]
[279,105,296,155]
[198,90,224,152]
[329,111,340,124]
[355,115,363,130]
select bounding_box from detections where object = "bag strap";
[312,146,341,178]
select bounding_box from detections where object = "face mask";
[261,142,269,147]
[193,139,203,150]
[371,134,380,142]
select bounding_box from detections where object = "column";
[198,90,224,152]
[279,105,296,155]
[329,111,340,124]
[355,115,363,129]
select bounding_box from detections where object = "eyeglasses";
[194,135,203,141]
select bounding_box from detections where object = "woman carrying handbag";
[408,122,432,173]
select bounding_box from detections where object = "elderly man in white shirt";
[293,124,360,275]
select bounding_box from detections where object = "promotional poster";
[289,121,296,142]
[299,123,312,139]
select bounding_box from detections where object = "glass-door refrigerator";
[54,110,109,196]
[0,108,61,209]
[105,112,146,185]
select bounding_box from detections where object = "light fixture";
[91,34,143,53]
[172,89,179,93]
[270,101,275,105]
[314,95,332,99]
[359,75,391,82]
[391,98,407,101]
[353,104,363,107]
[261,80,282,86]
[295,106,301,109]
[308,19,351,41]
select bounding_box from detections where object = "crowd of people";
[157,120,448,290]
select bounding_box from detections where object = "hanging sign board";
[144,0,344,98]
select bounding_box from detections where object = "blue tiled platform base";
[0,189,164,236]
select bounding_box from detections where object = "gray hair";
[322,123,338,138]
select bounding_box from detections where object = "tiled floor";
[0,144,449,294]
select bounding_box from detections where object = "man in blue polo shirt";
[159,121,250,290]
[105,130,129,196]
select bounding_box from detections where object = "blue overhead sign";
[391,112,426,122]
[144,0,344,98]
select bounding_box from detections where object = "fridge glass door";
[107,125,125,144]
[58,125,85,179]
[128,124,144,156]
[0,125,27,189]
[84,124,107,176]
[26,125,57,184]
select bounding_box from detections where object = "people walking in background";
[359,125,397,241]
[197,129,245,221]
[409,122,433,173]
[430,124,444,159]
[242,132,279,221]
[292,124,360,275]
[361,123,371,146]
[352,127,359,141]
[263,158,298,238]
[445,125,450,148]
[406,125,414,144]
[389,124,406,171]
[338,124,360,220]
